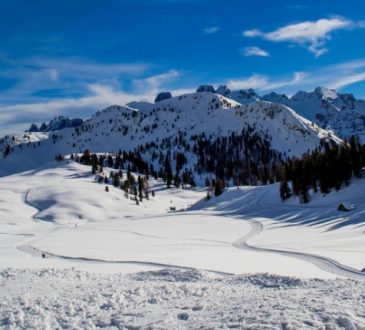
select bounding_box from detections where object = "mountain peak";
[216,85,231,97]
[314,87,338,100]
[196,85,215,93]
[155,92,172,103]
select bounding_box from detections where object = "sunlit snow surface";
[1,160,365,328]
[1,268,364,329]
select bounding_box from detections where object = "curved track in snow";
[20,187,365,279]
[230,188,365,280]
[231,218,365,280]
[18,189,232,276]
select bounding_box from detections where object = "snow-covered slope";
[2,159,365,278]
[1,153,365,328]
[0,92,339,177]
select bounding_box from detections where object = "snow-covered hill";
[0,92,339,177]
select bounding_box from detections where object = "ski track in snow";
[228,189,365,280]
[19,186,365,280]
[232,218,365,280]
[18,188,233,276]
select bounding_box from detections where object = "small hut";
[337,202,354,212]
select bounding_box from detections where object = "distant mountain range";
[209,85,365,141]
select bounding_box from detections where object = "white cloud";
[0,56,150,105]
[243,46,270,57]
[227,74,269,90]
[0,70,180,134]
[299,59,365,91]
[263,72,306,90]
[226,72,305,91]
[225,59,365,95]
[243,29,262,38]
[243,18,357,57]
[0,83,150,126]
[203,26,220,34]
[330,72,365,90]
[223,61,365,97]
[133,69,180,93]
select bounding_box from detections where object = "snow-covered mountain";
[213,85,365,141]
[280,87,365,141]
[0,91,338,177]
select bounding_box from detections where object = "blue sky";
[1,0,365,133]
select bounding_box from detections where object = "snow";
[1,159,365,327]
[1,160,365,279]
[314,86,338,100]
[1,268,364,329]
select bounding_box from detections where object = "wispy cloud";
[0,70,189,132]
[243,46,270,57]
[226,74,269,90]
[0,55,183,132]
[224,58,365,95]
[297,59,365,90]
[0,56,150,105]
[132,69,180,93]
[203,26,220,34]
[226,72,305,91]
[0,84,150,128]
[243,17,359,57]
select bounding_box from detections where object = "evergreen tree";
[113,174,120,187]
[214,178,225,197]
[91,154,98,174]
[279,181,291,201]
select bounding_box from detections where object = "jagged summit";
[27,115,83,133]
[196,85,215,93]
[314,87,338,100]
[262,92,289,104]
[216,85,231,97]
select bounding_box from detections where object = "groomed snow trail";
[224,186,365,280]
[231,218,365,280]
[21,184,365,279]
[19,188,233,276]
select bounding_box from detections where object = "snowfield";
[1,160,365,328]
[1,268,365,329]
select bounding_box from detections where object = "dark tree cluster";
[192,128,284,187]
[72,123,288,198]
[74,150,153,204]
[280,136,365,203]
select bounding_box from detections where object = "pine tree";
[113,174,120,187]
[214,178,225,197]
[91,154,98,174]
[279,181,291,202]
